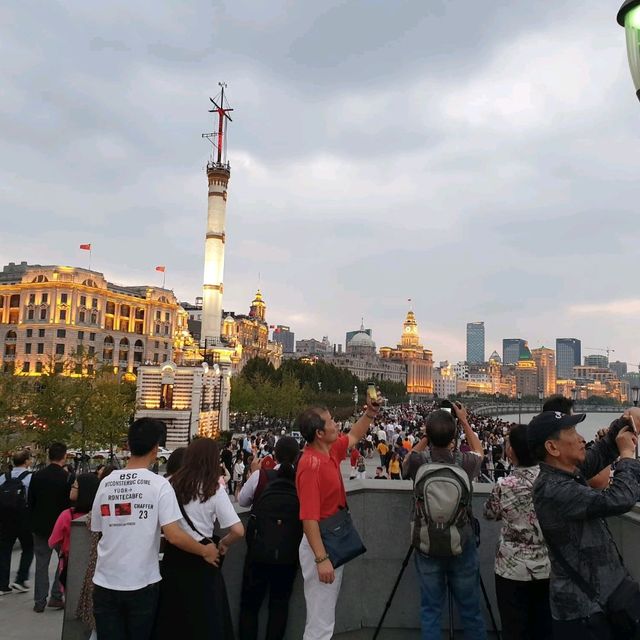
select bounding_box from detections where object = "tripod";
[372,546,501,640]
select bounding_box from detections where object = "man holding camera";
[403,403,486,640]
[530,409,640,639]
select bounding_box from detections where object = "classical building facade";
[380,309,433,397]
[0,262,182,376]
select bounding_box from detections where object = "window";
[39,308,47,320]
[54,362,64,374]
[106,301,115,314]
[28,294,35,304]
[38,329,45,337]
[105,316,113,330]
[156,311,161,321]
[87,364,94,375]
[59,310,67,321]
[41,293,48,304]
[27,309,34,320]
[74,363,82,375]
[37,343,44,354]
[88,346,95,356]
[164,342,168,350]
[89,333,95,341]
[82,279,97,288]
[92,298,98,309]
[78,331,84,340]
[56,329,66,338]
[80,295,87,307]
[55,344,65,356]
[135,309,144,320]
[91,313,97,324]
[162,354,168,363]
[160,383,174,409]
[164,312,170,322]
[25,343,32,354]
[26,329,32,338]
[32,275,48,283]
[79,311,85,323]
[119,319,129,332]
[164,326,169,335]
[76,344,84,356]
[61,293,68,304]
[22,362,30,373]
[154,341,159,348]
[35,362,43,373]
[120,305,130,317]
[155,324,160,334]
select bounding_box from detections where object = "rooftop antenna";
[202,82,234,167]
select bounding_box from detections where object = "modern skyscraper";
[503,339,528,365]
[466,322,485,364]
[532,347,557,397]
[556,338,581,379]
[610,361,628,379]
[272,325,294,353]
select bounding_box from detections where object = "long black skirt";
[154,541,235,639]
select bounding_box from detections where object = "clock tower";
[401,310,422,350]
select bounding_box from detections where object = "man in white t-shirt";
[91,418,219,640]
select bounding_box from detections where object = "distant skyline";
[3,2,640,365]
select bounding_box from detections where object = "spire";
[249,289,266,321]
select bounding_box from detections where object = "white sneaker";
[10,581,29,593]
[0,588,13,596]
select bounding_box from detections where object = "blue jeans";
[93,582,159,640]
[414,541,487,640]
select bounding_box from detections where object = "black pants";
[0,513,33,589]
[238,558,298,640]
[93,582,159,640]
[495,574,552,640]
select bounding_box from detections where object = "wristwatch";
[315,554,330,564]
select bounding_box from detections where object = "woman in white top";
[232,452,245,499]
[155,438,244,639]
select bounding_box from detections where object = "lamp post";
[632,386,640,407]
[572,387,578,405]
[318,381,322,394]
[538,388,544,412]
[352,386,359,416]
[516,391,522,424]
[495,391,500,420]
[617,0,640,100]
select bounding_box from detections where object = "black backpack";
[246,470,302,565]
[0,471,30,513]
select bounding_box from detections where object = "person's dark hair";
[128,418,166,457]
[508,424,536,467]
[171,439,221,504]
[425,410,456,448]
[165,447,186,477]
[99,465,116,481]
[48,442,67,462]
[73,473,100,514]
[274,436,299,480]
[12,449,31,466]
[542,395,573,415]
[295,406,329,444]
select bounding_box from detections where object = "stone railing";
[61,482,640,639]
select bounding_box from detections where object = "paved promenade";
[1,548,63,640]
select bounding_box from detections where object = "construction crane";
[585,347,615,362]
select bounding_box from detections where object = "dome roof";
[489,350,501,363]
[348,331,375,348]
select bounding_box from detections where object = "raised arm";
[453,404,483,456]
[347,391,381,449]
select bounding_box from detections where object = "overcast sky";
[2,1,640,366]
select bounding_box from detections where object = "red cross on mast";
[203,82,234,166]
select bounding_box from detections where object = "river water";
[501,412,623,443]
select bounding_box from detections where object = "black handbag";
[318,507,366,569]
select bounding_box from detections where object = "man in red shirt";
[295,393,381,640]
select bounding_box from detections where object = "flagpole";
[89,248,92,272]
[162,270,166,289]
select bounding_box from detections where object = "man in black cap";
[529,409,640,639]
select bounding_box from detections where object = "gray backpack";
[410,451,472,557]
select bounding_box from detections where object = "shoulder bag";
[318,505,366,569]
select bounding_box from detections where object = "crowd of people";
[1,392,640,639]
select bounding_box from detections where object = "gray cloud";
[2,1,640,365]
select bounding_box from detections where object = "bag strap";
[17,471,30,482]
[4,471,10,482]
[177,501,209,541]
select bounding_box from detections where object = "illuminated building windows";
[61,293,68,304]
[39,308,46,321]
[59,310,67,321]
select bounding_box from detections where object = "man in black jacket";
[28,442,70,613]
[530,410,640,638]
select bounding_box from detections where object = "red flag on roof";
[79,243,91,251]
[155,266,166,273]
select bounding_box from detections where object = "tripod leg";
[448,581,454,640]
[479,573,501,640]
[373,547,414,640]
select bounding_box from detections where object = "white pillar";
[201,166,229,348]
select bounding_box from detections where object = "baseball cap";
[527,411,586,451]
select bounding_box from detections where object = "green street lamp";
[617,0,640,100]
